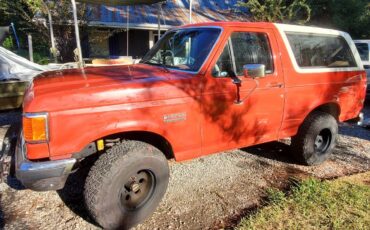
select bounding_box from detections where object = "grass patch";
[238,172,370,230]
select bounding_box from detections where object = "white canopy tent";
[0,46,46,81]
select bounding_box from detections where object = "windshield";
[141,28,221,72]
[355,43,369,61]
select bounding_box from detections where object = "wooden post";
[41,1,57,63]
[28,34,34,62]
[47,8,57,63]
[149,30,154,48]
[71,0,84,67]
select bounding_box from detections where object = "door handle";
[267,82,284,88]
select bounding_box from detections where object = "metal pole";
[46,8,57,63]
[126,5,129,56]
[71,0,84,67]
[189,0,193,24]
[10,23,20,49]
[157,5,160,39]
[28,34,34,62]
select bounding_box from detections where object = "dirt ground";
[0,107,369,230]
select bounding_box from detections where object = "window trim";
[286,32,357,69]
[211,39,234,78]
[228,38,237,74]
[275,23,364,73]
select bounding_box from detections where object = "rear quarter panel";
[273,24,367,138]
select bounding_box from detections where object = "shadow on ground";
[0,110,21,127]
[241,141,297,165]
[339,124,370,141]
[57,155,99,227]
[0,112,23,228]
[338,105,370,141]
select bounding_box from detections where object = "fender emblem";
[163,112,187,123]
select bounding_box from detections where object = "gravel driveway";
[1,107,369,230]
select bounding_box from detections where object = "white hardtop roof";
[273,23,364,73]
[274,23,348,36]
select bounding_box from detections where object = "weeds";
[238,172,370,230]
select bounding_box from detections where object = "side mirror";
[243,64,266,78]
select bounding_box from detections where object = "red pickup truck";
[4,22,367,228]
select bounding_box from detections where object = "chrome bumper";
[15,134,76,191]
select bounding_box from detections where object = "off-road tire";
[84,140,169,229]
[291,111,338,166]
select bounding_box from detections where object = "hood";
[32,64,168,90]
[23,64,194,112]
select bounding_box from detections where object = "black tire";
[291,111,338,166]
[84,140,169,229]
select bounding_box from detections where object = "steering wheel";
[162,50,175,66]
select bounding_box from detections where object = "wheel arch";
[310,102,341,121]
[73,130,175,160]
[103,131,175,160]
[278,101,341,139]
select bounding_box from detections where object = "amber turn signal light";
[23,113,48,143]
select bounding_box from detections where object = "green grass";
[238,173,370,230]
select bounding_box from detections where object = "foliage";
[238,173,370,230]
[237,0,311,24]
[0,0,90,62]
[33,51,50,64]
[308,0,370,39]
[2,36,14,50]
[14,48,50,65]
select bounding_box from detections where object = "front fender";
[47,115,171,160]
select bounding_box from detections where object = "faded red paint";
[22,22,366,161]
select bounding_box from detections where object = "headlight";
[23,113,49,143]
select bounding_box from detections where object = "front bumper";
[15,134,76,191]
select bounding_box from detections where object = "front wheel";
[291,111,338,166]
[84,140,169,229]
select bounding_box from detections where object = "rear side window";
[286,32,357,68]
[355,43,369,61]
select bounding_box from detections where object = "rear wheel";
[84,140,169,229]
[291,111,338,165]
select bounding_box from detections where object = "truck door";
[201,28,285,155]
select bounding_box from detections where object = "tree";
[0,0,90,62]
[0,1,49,49]
[237,0,311,24]
[308,0,370,39]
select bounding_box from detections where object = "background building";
[84,0,248,59]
